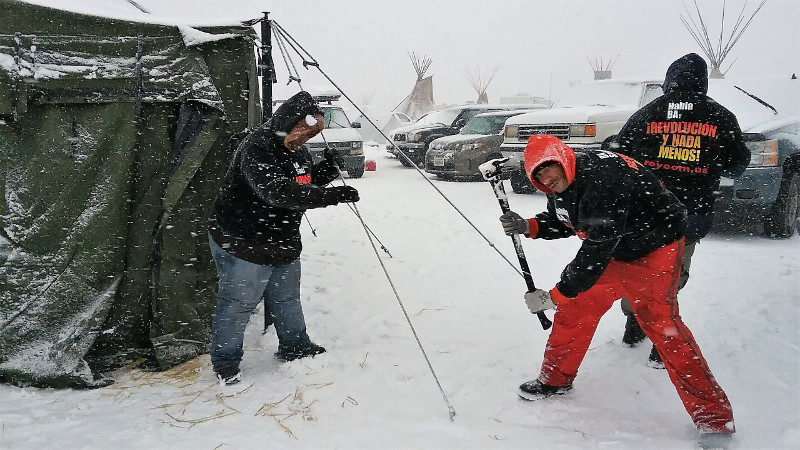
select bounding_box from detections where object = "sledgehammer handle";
[487,177,553,330]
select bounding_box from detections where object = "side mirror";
[453,119,466,129]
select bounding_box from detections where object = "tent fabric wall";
[0,0,261,387]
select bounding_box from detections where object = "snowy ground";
[1,145,798,449]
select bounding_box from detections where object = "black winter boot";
[648,344,665,369]
[215,366,241,386]
[518,379,573,401]
[275,342,327,362]
[622,313,647,346]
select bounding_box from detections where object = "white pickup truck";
[500,78,664,192]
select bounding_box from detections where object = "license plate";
[433,156,445,166]
[719,177,734,186]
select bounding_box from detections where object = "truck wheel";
[764,172,799,238]
[347,164,365,179]
[510,170,535,194]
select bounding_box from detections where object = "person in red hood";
[499,134,735,439]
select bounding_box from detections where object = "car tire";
[347,166,364,179]
[398,155,414,167]
[763,172,799,238]
[510,170,535,194]
[346,162,365,179]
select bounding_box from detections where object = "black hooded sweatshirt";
[209,91,341,266]
[613,53,749,240]
[524,135,687,298]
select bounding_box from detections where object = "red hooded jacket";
[522,135,686,298]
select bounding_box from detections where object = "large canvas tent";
[0,0,261,387]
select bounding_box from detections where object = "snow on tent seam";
[0,0,262,388]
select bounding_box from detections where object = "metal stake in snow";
[479,158,552,330]
[327,157,454,419]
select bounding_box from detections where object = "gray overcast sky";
[26,0,800,112]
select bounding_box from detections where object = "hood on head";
[523,135,576,194]
[270,91,324,134]
[663,53,708,95]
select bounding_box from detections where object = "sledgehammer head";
[478,157,510,181]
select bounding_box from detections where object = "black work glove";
[323,186,360,205]
[323,146,345,167]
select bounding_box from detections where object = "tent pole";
[260,11,275,333]
[260,12,274,122]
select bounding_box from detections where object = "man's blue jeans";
[208,235,311,371]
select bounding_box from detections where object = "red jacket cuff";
[526,218,539,238]
[549,286,573,305]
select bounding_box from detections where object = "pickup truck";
[304,103,365,178]
[501,77,800,238]
[500,79,664,192]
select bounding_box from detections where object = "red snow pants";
[538,239,735,433]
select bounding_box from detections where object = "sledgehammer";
[479,157,552,330]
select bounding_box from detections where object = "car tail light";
[747,139,778,166]
[569,124,596,137]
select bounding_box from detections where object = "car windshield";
[414,109,461,127]
[323,107,351,129]
[460,114,514,135]
[557,82,653,108]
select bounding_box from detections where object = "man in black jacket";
[611,53,750,362]
[499,134,735,438]
[208,91,359,385]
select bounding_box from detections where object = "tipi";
[588,55,618,80]
[395,52,435,119]
[464,64,499,104]
[680,0,766,78]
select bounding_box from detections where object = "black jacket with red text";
[531,150,687,298]
[613,53,749,236]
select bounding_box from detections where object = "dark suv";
[389,105,512,167]
[424,109,544,179]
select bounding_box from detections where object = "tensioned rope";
[264,19,532,421]
[271,26,391,257]
[270,20,524,279]
[270,20,458,421]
